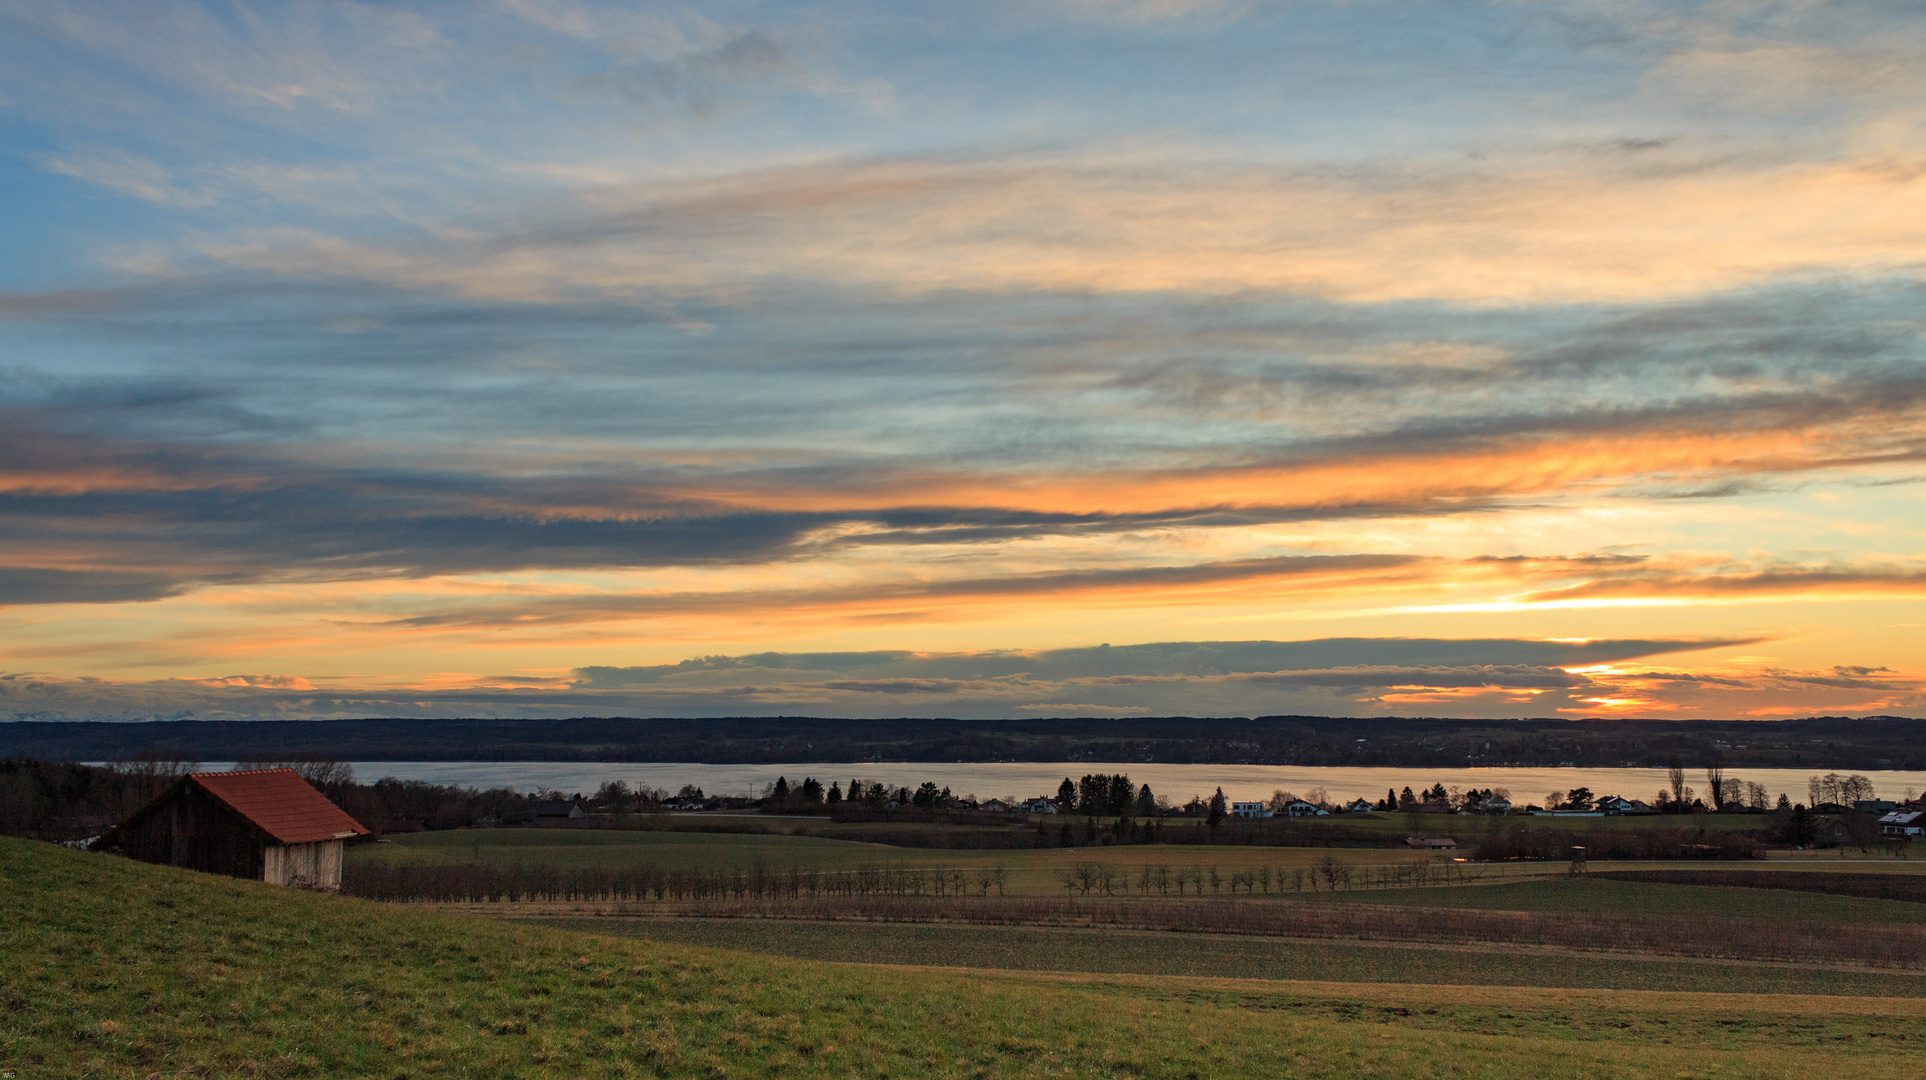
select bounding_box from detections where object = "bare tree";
[1704,749,1725,810]
[1318,853,1339,890]
[1719,777,1744,810]
[1668,755,1686,808]
[1841,775,1876,805]
[236,754,355,790]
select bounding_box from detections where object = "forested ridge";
[3,714,1923,769]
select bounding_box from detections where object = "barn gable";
[93,769,368,890]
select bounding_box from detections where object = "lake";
[295,761,1926,808]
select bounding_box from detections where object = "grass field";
[349,827,1496,897]
[11,836,1926,1078]
[566,916,1926,997]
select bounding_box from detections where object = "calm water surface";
[292,761,1926,807]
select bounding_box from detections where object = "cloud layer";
[2,0,1924,720]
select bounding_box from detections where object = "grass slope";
[568,917,1926,997]
[3,836,1924,1079]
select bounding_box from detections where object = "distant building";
[1405,836,1458,849]
[91,769,369,891]
[980,799,1014,813]
[1478,796,1513,814]
[1857,799,1899,814]
[1281,799,1328,818]
[1231,801,1274,818]
[533,797,586,820]
[1025,798,1058,815]
[1879,810,1925,840]
[1344,798,1376,814]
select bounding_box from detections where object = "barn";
[91,768,370,890]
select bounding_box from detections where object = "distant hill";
[3,713,1923,769]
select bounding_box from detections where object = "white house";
[1231,801,1274,818]
[1282,799,1328,818]
[1880,810,1925,840]
[1344,798,1375,813]
[1025,797,1059,815]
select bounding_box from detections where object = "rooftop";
[188,769,370,845]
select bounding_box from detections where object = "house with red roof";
[92,768,370,891]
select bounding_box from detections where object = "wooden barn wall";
[107,784,264,881]
[262,841,343,891]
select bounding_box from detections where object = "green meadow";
[13,833,1926,1078]
[350,826,1494,896]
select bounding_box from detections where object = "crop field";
[1310,876,1926,924]
[12,836,1926,1079]
[567,916,1926,997]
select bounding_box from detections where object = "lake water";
[292,761,1926,808]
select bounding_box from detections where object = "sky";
[2,0,1924,722]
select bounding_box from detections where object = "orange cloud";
[181,150,1926,308]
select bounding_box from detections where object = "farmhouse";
[1281,799,1328,818]
[1880,810,1925,840]
[1344,798,1375,813]
[91,768,369,890]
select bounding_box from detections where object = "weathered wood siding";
[262,840,344,891]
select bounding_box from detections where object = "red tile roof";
[190,769,370,845]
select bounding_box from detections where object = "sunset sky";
[3,0,1924,721]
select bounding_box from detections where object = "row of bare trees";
[344,861,1020,904]
[1055,858,1467,896]
[344,857,1479,905]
